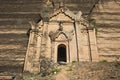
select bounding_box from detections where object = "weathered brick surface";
[0,0,120,73]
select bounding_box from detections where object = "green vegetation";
[23,73,36,80]
[114,61,120,67]
[23,73,55,80]
[51,68,61,74]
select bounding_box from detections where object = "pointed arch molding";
[49,30,74,42]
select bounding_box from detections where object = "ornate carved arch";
[49,30,69,41]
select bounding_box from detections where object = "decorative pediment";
[50,12,74,22]
[49,31,67,41]
[49,30,74,41]
[49,6,76,22]
[49,7,84,23]
[56,33,68,41]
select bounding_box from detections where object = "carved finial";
[59,1,64,8]
[59,22,63,31]
[46,0,54,7]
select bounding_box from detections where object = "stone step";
[96,20,120,24]
[98,1,120,8]
[0,41,28,45]
[0,27,29,30]
[0,16,40,22]
[98,50,120,55]
[0,75,14,80]
[0,30,27,34]
[0,50,26,57]
[97,36,120,41]
[0,44,26,49]
[0,60,24,66]
[68,6,91,12]
[95,8,120,12]
[0,33,28,38]
[65,3,93,8]
[99,55,120,61]
[0,24,30,29]
[0,65,23,72]
[0,51,26,56]
[97,25,120,28]
[0,57,24,61]
[98,49,120,54]
[98,28,120,33]
[0,14,40,19]
[0,7,42,12]
[96,24,120,28]
[0,20,30,25]
[98,6,120,11]
[92,12,120,15]
[54,0,96,3]
[0,4,42,9]
[97,43,120,49]
[0,39,28,45]
[97,38,120,44]
[97,19,120,22]
[92,14,120,20]
[97,32,120,37]
[0,0,43,4]
[99,53,120,56]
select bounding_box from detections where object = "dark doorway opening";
[57,44,67,62]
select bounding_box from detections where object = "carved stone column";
[24,21,43,73]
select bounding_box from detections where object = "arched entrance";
[57,44,67,62]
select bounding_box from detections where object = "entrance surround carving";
[24,3,98,73]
